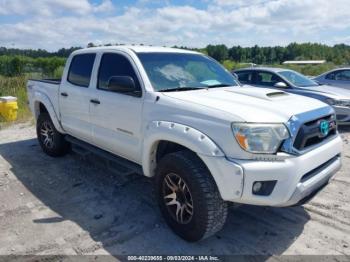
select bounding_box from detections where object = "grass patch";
[0,75,32,127]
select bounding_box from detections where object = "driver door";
[89,52,144,163]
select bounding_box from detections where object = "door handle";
[60,92,68,97]
[90,99,100,105]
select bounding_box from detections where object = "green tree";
[206,44,229,62]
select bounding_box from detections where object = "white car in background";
[314,68,350,90]
[234,67,350,124]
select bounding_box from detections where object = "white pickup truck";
[27,46,342,242]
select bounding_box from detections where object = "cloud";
[93,0,114,13]
[0,0,349,50]
[213,0,270,8]
[0,0,114,16]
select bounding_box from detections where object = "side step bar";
[65,135,143,176]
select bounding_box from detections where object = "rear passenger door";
[90,52,144,163]
[59,53,96,142]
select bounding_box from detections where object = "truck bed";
[27,78,61,120]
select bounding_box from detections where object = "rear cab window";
[67,53,96,87]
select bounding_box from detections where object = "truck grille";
[293,115,337,151]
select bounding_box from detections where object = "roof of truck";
[72,45,199,55]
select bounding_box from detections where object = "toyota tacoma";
[27,46,342,242]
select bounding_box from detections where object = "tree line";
[0,42,349,77]
[0,55,66,77]
[203,43,350,65]
[0,46,81,58]
[2,43,350,64]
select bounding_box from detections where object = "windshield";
[279,70,318,87]
[137,52,239,91]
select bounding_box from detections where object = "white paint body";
[27,46,342,206]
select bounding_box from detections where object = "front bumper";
[202,134,342,207]
[279,154,341,206]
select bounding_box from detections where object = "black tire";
[36,113,70,157]
[155,150,228,242]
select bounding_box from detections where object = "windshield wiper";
[159,87,206,92]
[205,84,233,88]
[159,84,233,92]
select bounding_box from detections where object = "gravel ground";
[0,122,349,258]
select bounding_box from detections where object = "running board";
[65,135,143,176]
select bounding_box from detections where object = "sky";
[0,0,350,51]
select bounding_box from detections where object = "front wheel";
[155,150,228,242]
[36,113,70,157]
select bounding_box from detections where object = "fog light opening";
[252,180,277,196]
[253,182,262,193]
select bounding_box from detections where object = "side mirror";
[107,76,137,94]
[274,82,288,88]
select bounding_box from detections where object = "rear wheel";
[155,150,228,242]
[36,113,70,157]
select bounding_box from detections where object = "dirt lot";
[0,122,349,258]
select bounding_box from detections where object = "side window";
[255,72,282,87]
[67,54,96,87]
[98,53,141,93]
[236,71,253,84]
[325,72,335,80]
[334,70,350,81]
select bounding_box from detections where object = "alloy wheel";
[40,121,54,149]
[163,173,194,224]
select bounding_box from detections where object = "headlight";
[232,123,290,154]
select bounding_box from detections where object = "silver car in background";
[314,68,350,90]
[233,67,350,124]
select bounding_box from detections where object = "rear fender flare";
[33,92,65,133]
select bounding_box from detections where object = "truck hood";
[163,86,330,123]
[297,84,350,100]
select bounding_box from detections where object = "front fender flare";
[142,121,244,201]
[142,121,224,177]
